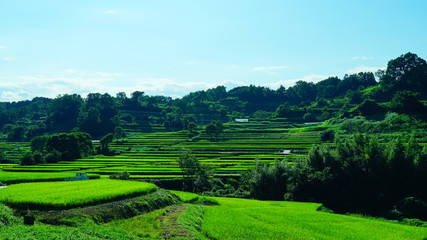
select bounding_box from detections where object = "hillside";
[1,52,427,239]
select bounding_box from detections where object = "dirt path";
[159,204,194,239]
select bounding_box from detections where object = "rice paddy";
[1,120,321,181]
[0,179,157,210]
[202,197,427,240]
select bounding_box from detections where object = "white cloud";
[0,46,6,49]
[346,65,385,74]
[0,90,31,102]
[97,72,123,77]
[263,74,331,89]
[0,73,120,101]
[253,65,290,72]
[2,57,14,61]
[0,71,335,102]
[103,9,119,14]
[253,65,290,76]
[352,56,374,60]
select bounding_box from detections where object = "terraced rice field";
[1,120,323,180]
[202,197,427,240]
[0,179,157,209]
[0,171,100,184]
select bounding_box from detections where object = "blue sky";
[0,0,426,101]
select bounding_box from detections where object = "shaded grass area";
[106,204,206,240]
[37,189,179,225]
[202,197,427,240]
[0,179,157,210]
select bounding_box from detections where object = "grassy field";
[0,179,157,210]
[0,171,100,184]
[202,197,427,240]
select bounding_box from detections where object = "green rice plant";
[170,190,199,202]
[129,175,182,179]
[202,197,427,240]
[0,223,139,240]
[0,179,157,210]
[0,171,99,184]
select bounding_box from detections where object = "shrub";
[0,203,20,227]
[395,197,427,221]
[320,130,335,142]
[110,171,130,180]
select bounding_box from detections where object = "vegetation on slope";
[0,179,157,210]
[202,197,427,240]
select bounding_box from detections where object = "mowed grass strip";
[0,179,157,210]
[202,197,427,240]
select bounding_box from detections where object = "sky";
[0,0,426,101]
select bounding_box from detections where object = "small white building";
[235,119,249,123]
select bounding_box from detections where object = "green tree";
[113,126,126,142]
[48,94,83,130]
[382,52,427,92]
[205,121,223,140]
[100,133,114,154]
[388,90,425,113]
[177,151,212,193]
[6,125,25,141]
[45,132,93,161]
[352,99,387,116]
[248,159,290,200]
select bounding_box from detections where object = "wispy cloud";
[253,65,290,71]
[346,65,385,74]
[263,74,330,89]
[103,9,119,15]
[2,57,14,61]
[0,71,333,102]
[253,65,290,76]
[352,56,374,60]
[0,46,7,49]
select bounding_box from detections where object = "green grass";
[0,179,157,210]
[0,171,100,184]
[202,197,427,240]
[106,207,168,239]
[170,190,200,203]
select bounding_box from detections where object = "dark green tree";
[177,151,212,193]
[113,126,126,142]
[388,91,425,113]
[205,121,223,140]
[45,132,93,161]
[100,133,114,154]
[382,52,427,92]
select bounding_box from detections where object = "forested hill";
[1,52,427,140]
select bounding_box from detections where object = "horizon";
[1,0,426,101]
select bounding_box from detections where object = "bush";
[395,197,427,221]
[0,203,20,227]
[320,130,335,142]
[402,218,427,227]
[45,150,62,163]
[109,171,130,180]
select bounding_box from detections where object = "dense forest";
[1,52,426,140]
[2,52,427,221]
